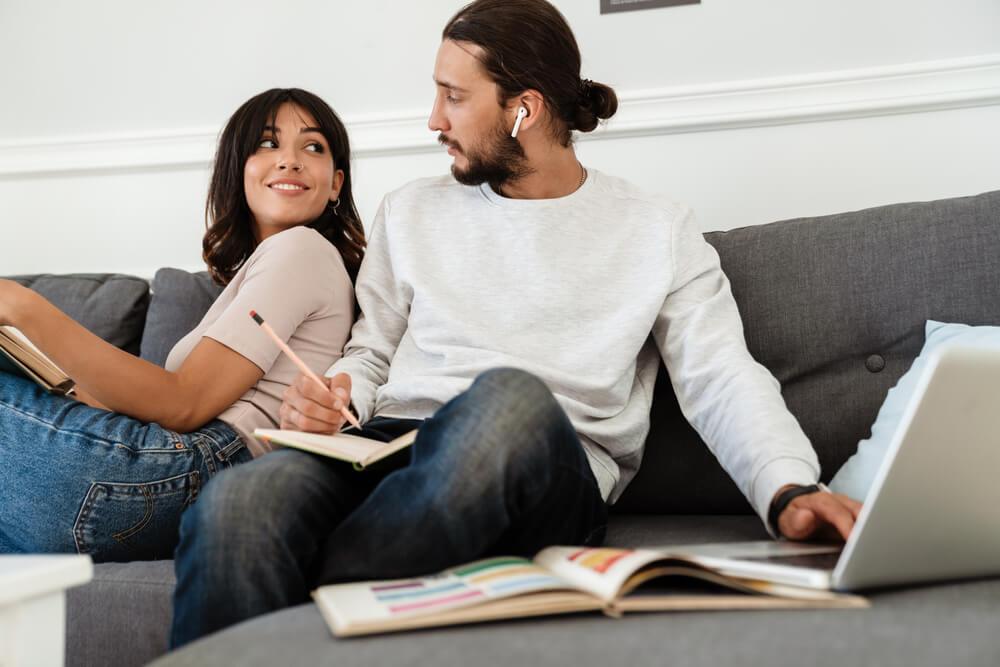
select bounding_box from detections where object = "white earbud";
[511,106,528,138]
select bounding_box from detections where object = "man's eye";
[305,142,325,153]
[447,95,459,104]
[258,138,277,149]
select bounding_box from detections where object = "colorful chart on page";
[565,548,634,574]
[366,557,567,616]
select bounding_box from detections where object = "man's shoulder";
[590,170,690,222]
[385,174,472,205]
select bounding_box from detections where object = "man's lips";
[438,135,461,156]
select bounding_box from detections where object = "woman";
[0,88,365,562]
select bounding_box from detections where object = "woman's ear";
[330,169,345,201]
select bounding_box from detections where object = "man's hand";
[279,372,353,434]
[775,485,862,541]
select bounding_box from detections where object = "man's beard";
[439,119,533,190]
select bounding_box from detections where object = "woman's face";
[243,102,344,241]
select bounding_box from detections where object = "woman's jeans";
[0,372,252,561]
[170,367,608,648]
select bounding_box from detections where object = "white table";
[0,555,93,667]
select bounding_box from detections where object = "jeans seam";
[72,471,197,555]
[112,485,154,542]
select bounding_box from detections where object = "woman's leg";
[0,372,250,561]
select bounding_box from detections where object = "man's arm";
[280,197,412,433]
[651,207,856,539]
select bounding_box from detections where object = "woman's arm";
[0,280,262,432]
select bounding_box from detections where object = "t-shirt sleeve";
[202,228,350,373]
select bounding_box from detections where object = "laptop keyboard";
[739,551,843,570]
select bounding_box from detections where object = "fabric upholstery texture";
[10,273,150,355]
[139,269,224,366]
[150,514,1000,667]
[615,189,1000,514]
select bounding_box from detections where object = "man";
[170,0,861,647]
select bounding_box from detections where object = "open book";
[0,326,75,395]
[312,545,868,637]
[253,428,417,470]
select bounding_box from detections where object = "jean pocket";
[73,470,200,562]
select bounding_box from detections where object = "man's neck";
[498,146,584,200]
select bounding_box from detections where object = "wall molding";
[2,54,998,177]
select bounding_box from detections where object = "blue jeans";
[170,368,608,647]
[0,372,252,561]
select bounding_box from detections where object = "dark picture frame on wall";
[600,0,700,14]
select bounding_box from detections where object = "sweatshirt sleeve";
[325,197,412,424]
[652,207,819,531]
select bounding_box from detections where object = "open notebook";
[0,326,75,395]
[313,546,867,637]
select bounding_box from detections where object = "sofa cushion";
[66,560,175,667]
[8,274,150,355]
[617,189,1000,514]
[150,515,1000,667]
[140,269,224,367]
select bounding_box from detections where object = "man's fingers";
[778,508,817,540]
[839,494,863,520]
[295,373,337,406]
[279,402,341,434]
[797,493,855,541]
[281,374,343,433]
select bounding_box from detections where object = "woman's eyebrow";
[261,126,323,134]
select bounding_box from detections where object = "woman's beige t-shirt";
[165,226,354,457]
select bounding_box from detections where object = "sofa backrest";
[9,191,999,516]
[615,189,1000,514]
[8,274,150,355]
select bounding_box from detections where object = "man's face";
[428,39,530,187]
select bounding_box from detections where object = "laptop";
[672,343,1000,591]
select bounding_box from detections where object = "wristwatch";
[768,484,820,537]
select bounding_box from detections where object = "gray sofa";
[9,189,999,666]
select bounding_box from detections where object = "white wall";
[1,0,999,275]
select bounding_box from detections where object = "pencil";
[250,310,362,431]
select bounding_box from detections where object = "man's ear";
[509,91,545,135]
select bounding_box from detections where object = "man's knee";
[443,367,577,467]
[181,450,315,546]
[472,367,551,399]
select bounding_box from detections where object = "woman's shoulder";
[250,226,349,278]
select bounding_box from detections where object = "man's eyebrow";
[261,125,324,135]
[433,77,469,94]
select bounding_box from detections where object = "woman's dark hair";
[203,88,366,285]
[443,0,618,147]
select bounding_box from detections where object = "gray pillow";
[139,268,224,367]
[8,274,150,355]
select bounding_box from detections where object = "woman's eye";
[258,138,277,149]
[305,142,325,153]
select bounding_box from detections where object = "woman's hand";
[0,279,34,326]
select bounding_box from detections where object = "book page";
[253,428,416,467]
[0,326,73,392]
[534,547,670,602]
[313,556,581,635]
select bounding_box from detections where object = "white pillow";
[829,320,1000,501]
